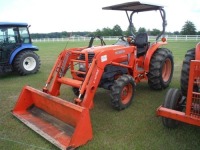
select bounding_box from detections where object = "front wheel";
[110,74,135,110]
[13,50,41,75]
[162,88,184,128]
[148,48,174,90]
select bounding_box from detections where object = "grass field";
[0,40,200,150]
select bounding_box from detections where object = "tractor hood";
[81,45,128,54]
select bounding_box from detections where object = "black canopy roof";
[102,1,163,12]
[0,22,28,27]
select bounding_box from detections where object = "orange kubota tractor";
[157,42,200,128]
[12,2,173,150]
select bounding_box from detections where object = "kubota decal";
[93,69,99,84]
[115,50,125,55]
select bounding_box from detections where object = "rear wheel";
[162,88,183,128]
[110,74,135,110]
[148,48,174,90]
[13,50,40,75]
[180,48,195,96]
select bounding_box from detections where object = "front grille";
[79,53,95,63]
[191,93,200,118]
[189,61,200,118]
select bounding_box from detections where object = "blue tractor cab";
[0,22,40,75]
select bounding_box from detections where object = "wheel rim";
[162,58,172,82]
[120,84,133,104]
[23,57,36,71]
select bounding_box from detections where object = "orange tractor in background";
[12,2,173,150]
[157,42,200,128]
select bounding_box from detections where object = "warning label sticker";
[101,55,107,62]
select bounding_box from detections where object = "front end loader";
[13,86,92,149]
[12,1,174,149]
[157,42,200,128]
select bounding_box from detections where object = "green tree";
[173,31,180,35]
[124,26,136,36]
[102,27,112,36]
[151,29,161,36]
[112,24,123,36]
[95,29,102,36]
[137,27,146,34]
[181,21,196,35]
[61,31,67,38]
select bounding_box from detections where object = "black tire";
[180,48,195,96]
[72,87,79,96]
[110,74,135,110]
[148,48,174,90]
[72,87,85,98]
[162,88,183,128]
[13,50,40,75]
[66,146,75,150]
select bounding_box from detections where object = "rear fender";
[195,42,200,60]
[9,43,39,64]
[144,41,167,72]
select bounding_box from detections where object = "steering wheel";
[119,35,134,44]
[88,36,106,48]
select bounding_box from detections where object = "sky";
[0,0,199,33]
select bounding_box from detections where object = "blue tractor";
[0,22,40,75]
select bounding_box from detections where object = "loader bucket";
[12,86,93,150]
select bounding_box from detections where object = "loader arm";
[43,47,86,95]
[75,46,136,109]
[44,45,136,109]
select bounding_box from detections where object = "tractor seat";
[134,33,148,57]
